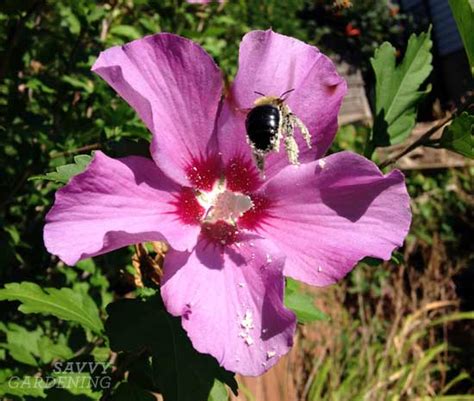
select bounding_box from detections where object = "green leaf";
[62,76,94,93]
[0,324,73,366]
[284,279,328,324]
[110,25,142,40]
[449,0,474,75]
[439,112,474,158]
[59,5,81,35]
[105,295,237,401]
[207,380,228,401]
[49,372,101,399]
[0,376,47,398]
[0,324,42,366]
[371,29,433,146]
[0,282,104,334]
[37,336,74,364]
[0,369,14,383]
[29,154,92,184]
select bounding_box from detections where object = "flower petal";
[161,238,296,376]
[44,152,200,265]
[218,30,347,179]
[258,151,412,286]
[92,33,223,185]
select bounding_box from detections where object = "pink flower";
[44,31,411,376]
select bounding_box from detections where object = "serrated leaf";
[29,154,92,184]
[37,336,74,364]
[0,282,103,334]
[371,29,433,146]
[105,295,237,401]
[1,324,42,366]
[449,0,474,75]
[0,376,47,398]
[0,324,73,366]
[439,112,474,158]
[284,279,328,324]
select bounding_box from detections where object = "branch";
[378,95,473,169]
[51,143,102,158]
[72,337,104,359]
[378,114,453,169]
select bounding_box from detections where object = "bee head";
[253,89,295,106]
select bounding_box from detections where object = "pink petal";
[218,30,347,179]
[44,152,200,265]
[92,34,223,186]
[161,238,296,376]
[258,152,412,286]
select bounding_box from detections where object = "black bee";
[245,89,311,171]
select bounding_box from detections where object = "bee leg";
[284,134,299,165]
[281,114,299,165]
[252,150,266,175]
[287,112,311,148]
[291,115,312,148]
[272,128,281,153]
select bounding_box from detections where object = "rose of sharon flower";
[44,31,411,376]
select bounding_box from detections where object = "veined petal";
[161,238,296,376]
[258,151,412,286]
[44,152,200,265]
[218,30,347,179]
[92,33,223,186]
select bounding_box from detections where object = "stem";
[378,95,473,169]
[378,114,454,169]
[72,337,104,359]
[51,143,102,158]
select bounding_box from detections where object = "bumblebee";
[245,89,311,172]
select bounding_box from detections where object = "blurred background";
[0,0,473,400]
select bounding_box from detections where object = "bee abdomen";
[245,105,280,151]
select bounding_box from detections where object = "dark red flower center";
[173,155,272,246]
[201,221,238,246]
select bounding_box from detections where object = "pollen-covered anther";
[196,179,253,225]
[208,190,253,223]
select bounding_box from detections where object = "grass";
[297,217,474,401]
